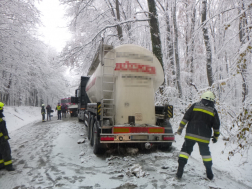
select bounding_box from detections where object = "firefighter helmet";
[0,102,4,110]
[201,91,215,102]
[42,104,45,106]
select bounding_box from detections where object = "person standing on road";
[56,103,62,120]
[46,104,52,121]
[61,104,67,118]
[0,102,15,171]
[41,104,46,122]
[176,91,220,180]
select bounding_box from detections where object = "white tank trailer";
[82,42,174,154]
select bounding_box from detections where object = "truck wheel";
[87,113,92,140]
[90,116,94,146]
[83,112,87,127]
[93,121,106,155]
[158,143,172,151]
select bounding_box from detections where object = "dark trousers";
[42,113,45,121]
[0,141,12,168]
[57,111,61,120]
[62,112,66,118]
[47,113,51,121]
[178,139,212,167]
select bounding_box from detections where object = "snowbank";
[3,106,56,133]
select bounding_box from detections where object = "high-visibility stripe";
[113,127,164,134]
[0,118,2,122]
[0,159,4,164]
[185,135,209,143]
[181,121,186,125]
[193,108,214,116]
[4,160,12,166]
[148,128,164,133]
[113,128,130,133]
[203,158,212,162]
[0,133,3,137]
[4,136,8,140]
[179,154,189,159]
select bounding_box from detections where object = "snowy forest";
[0,0,251,159]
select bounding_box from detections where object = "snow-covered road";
[0,115,251,189]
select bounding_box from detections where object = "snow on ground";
[0,106,251,189]
[4,106,56,133]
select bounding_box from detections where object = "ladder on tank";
[100,45,116,128]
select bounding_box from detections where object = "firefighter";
[0,102,15,171]
[176,91,220,180]
[41,104,46,122]
[56,103,62,120]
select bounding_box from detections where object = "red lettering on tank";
[115,61,156,74]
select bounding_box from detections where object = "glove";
[176,126,183,135]
[211,136,218,143]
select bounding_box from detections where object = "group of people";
[41,104,53,122]
[0,90,220,177]
[54,103,68,120]
[41,103,68,121]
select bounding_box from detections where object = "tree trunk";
[202,0,214,87]
[190,4,196,84]
[173,0,182,98]
[238,0,248,103]
[165,2,175,87]
[116,0,123,41]
[147,0,163,68]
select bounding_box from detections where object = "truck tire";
[158,143,172,151]
[87,113,92,140]
[84,111,87,127]
[93,120,106,155]
[90,116,94,146]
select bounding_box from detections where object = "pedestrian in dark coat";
[61,104,67,118]
[46,105,51,121]
[0,102,15,171]
[41,104,46,122]
[176,91,220,180]
[56,103,62,120]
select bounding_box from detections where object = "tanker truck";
[81,42,175,154]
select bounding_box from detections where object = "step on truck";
[78,41,175,154]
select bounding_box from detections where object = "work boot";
[176,163,185,179]
[206,167,214,180]
[5,164,15,171]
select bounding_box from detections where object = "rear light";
[163,136,175,141]
[100,136,114,141]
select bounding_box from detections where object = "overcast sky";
[36,0,72,52]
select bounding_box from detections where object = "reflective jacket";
[56,105,61,111]
[41,107,46,114]
[179,99,220,143]
[0,113,10,142]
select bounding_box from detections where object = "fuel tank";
[86,44,164,125]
